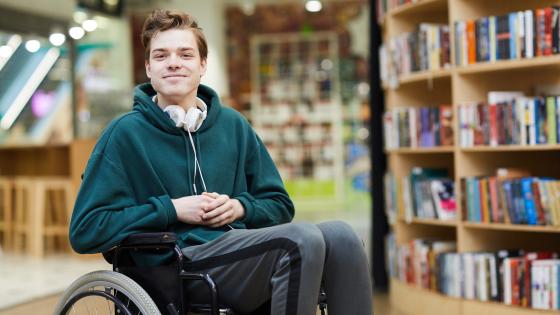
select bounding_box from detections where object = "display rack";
[250,32,345,203]
[380,0,560,314]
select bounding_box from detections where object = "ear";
[145,60,151,79]
[200,58,207,77]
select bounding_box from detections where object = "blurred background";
[0,0,378,314]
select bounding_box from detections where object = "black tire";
[54,270,161,315]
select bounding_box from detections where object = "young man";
[69,9,372,315]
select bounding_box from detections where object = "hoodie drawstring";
[181,132,195,195]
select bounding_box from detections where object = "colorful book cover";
[521,177,538,225]
[431,178,457,221]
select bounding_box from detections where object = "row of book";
[379,24,451,87]
[386,235,560,310]
[385,168,457,223]
[462,171,560,226]
[459,95,560,147]
[439,250,560,309]
[383,105,454,149]
[455,7,560,66]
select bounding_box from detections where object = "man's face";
[145,28,207,104]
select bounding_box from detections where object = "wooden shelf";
[390,279,461,315]
[0,142,69,150]
[391,279,560,315]
[386,146,455,154]
[455,55,560,75]
[390,0,447,17]
[398,68,452,85]
[462,299,560,315]
[407,218,458,227]
[462,222,560,234]
[460,144,560,152]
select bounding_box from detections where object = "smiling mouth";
[163,75,187,78]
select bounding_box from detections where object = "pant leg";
[181,222,325,315]
[317,221,373,315]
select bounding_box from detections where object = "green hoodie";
[69,83,294,254]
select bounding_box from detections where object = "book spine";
[521,178,538,225]
[489,16,497,61]
[525,10,534,58]
[467,20,476,64]
[547,96,557,144]
[509,13,517,59]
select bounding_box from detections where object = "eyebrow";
[151,47,195,54]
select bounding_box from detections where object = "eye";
[182,54,194,59]
[153,54,165,60]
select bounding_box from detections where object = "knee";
[321,221,364,252]
[283,222,325,260]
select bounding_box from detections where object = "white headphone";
[154,96,208,132]
[153,95,208,194]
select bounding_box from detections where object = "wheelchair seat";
[55,232,327,315]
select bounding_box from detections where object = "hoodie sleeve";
[235,136,295,228]
[69,152,177,254]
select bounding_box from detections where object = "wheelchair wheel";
[54,270,161,315]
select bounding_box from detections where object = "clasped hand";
[172,192,244,227]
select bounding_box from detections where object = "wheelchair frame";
[57,232,327,315]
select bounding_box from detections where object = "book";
[431,178,457,220]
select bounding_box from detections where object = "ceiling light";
[241,0,256,15]
[25,40,41,53]
[103,0,118,7]
[69,26,85,40]
[73,10,88,24]
[305,0,322,12]
[49,32,66,46]
[82,19,98,32]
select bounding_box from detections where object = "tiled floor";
[0,254,109,310]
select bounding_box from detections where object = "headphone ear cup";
[184,107,204,132]
[163,105,186,128]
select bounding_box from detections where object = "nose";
[167,53,181,69]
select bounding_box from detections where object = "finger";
[203,202,233,222]
[205,194,229,211]
[203,201,232,221]
[209,212,234,227]
[203,192,220,199]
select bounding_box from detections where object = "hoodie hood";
[133,82,222,134]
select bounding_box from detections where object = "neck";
[155,92,197,111]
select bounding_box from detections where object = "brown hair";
[141,9,208,61]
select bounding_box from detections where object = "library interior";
[2,0,560,314]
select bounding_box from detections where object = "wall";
[0,0,74,20]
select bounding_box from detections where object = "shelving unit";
[386,146,454,154]
[381,0,560,314]
[250,32,345,203]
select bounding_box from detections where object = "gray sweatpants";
[181,221,373,315]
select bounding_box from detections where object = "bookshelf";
[250,32,345,204]
[380,0,560,314]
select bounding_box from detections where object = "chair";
[0,177,13,251]
[55,232,327,315]
[11,176,73,256]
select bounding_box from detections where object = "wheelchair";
[54,232,328,315]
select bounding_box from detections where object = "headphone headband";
[154,95,208,132]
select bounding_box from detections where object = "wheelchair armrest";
[103,232,183,267]
[120,232,178,247]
